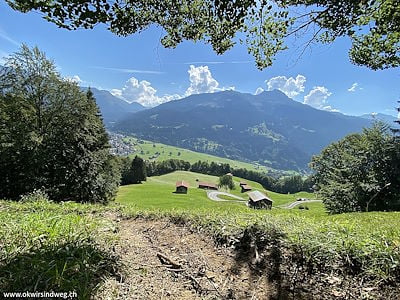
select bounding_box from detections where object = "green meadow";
[124,137,276,173]
[117,170,317,211]
[1,170,399,298]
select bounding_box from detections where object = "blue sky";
[0,2,399,116]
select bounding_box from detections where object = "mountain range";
[99,90,381,171]
[360,112,397,124]
[86,87,145,125]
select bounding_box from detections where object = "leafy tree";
[131,156,147,184]
[145,159,191,176]
[0,45,120,203]
[274,175,304,194]
[218,174,235,190]
[191,160,210,174]
[6,0,399,70]
[310,122,400,214]
[302,175,315,192]
[0,93,38,197]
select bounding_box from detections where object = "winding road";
[206,191,245,202]
[281,200,323,209]
[206,190,322,209]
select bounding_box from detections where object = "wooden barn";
[248,191,273,209]
[175,181,189,194]
[198,182,218,190]
[241,184,252,193]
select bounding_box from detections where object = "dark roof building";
[198,182,218,190]
[239,181,247,186]
[248,191,273,209]
[241,184,252,193]
[175,181,189,194]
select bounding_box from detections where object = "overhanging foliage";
[6,0,400,69]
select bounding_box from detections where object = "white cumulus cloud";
[266,74,306,98]
[303,86,337,111]
[111,77,180,107]
[185,65,223,96]
[111,65,233,107]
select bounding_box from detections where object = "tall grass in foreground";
[0,199,121,299]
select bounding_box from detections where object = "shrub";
[20,190,50,203]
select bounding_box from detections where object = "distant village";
[108,132,135,156]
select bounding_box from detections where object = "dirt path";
[207,191,246,203]
[95,218,271,299]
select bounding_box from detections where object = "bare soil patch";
[94,218,272,299]
[94,216,400,300]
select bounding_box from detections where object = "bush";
[20,190,50,203]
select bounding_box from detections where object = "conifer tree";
[131,156,147,184]
[0,45,119,203]
[119,157,134,185]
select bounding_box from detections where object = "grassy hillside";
[117,171,316,210]
[2,171,399,298]
[123,137,283,174]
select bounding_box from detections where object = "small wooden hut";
[175,181,189,194]
[241,184,252,193]
[248,191,273,209]
[198,182,218,190]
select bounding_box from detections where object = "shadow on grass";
[231,225,291,299]
[0,241,122,299]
